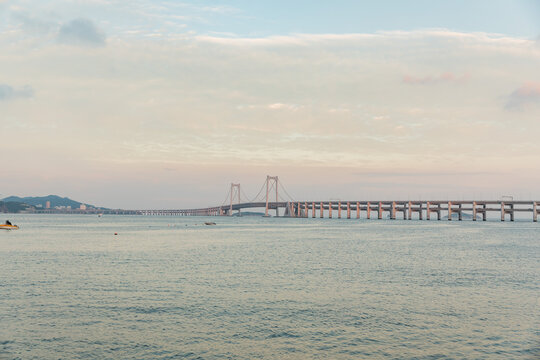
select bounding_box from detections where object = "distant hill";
[1,195,96,209]
[0,201,34,213]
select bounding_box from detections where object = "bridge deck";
[134,200,539,222]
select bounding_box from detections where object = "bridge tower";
[230,183,241,216]
[265,176,279,217]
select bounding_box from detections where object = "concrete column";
[419,203,423,220]
[501,202,505,221]
[391,201,396,220]
[297,202,301,217]
[472,202,477,221]
[320,202,324,218]
[534,202,537,222]
[312,202,316,218]
[338,201,342,219]
[367,202,371,219]
[329,202,332,218]
[378,202,383,219]
[304,202,308,218]
[347,202,351,219]
[448,202,452,221]
[458,204,462,221]
[427,202,431,220]
[437,209,441,220]
[356,202,360,219]
[483,204,487,221]
[408,201,412,220]
[403,204,407,219]
[510,204,514,222]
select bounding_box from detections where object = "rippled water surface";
[1,215,539,359]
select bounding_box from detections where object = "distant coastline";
[0,195,106,214]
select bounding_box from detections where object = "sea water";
[0,214,538,359]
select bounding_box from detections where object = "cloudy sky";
[1,0,540,209]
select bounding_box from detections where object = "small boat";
[204,222,216,226]
[0,224,19,230]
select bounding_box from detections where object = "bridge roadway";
[136,200,539,222]
[138,202,287,216]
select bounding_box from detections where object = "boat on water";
[1,220,18,230]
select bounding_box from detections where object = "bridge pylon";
[265,175,279,217]
[230,183,241,216]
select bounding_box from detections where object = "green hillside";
[0,201,34,213]
[2,195,94,209]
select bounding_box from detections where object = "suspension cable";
[220,186,232,207]
[240,188,251,204]
[249,180,267,203]
[278,181,295,202]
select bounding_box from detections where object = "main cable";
[278,181,295,202]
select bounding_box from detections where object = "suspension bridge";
[136,176,539,222]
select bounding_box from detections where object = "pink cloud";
[505,82,540,110]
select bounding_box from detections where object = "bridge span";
[133,176,539,222]
[137,200,538,222]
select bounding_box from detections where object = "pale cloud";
[267,103,303,111]
[236,103,304,111]
[57,18,106,46]
[0,84,33,101]
[1,28,540,205]
[12,11,57,34]
[403,72,469,85]
[328,107,350,114]
[194,30,536,49]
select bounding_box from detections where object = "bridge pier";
[329,202,332,218]
[159,193,538,223]
[510,204,514,221]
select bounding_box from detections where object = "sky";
[1,0,540,209]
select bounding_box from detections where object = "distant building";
[45,201,50,209]
[80,204,86,210]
